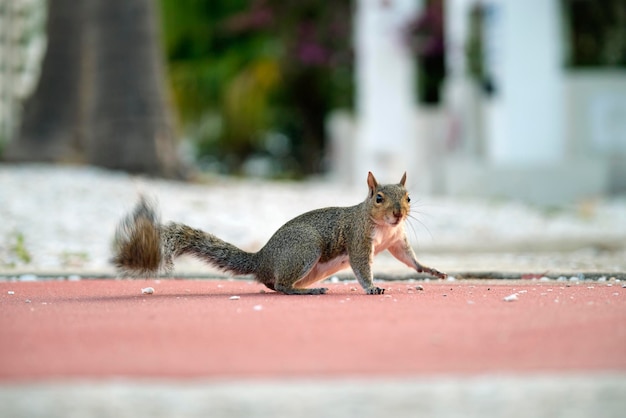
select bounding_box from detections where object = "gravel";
[1,164,626,275]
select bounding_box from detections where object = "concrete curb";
[2,374,625,418]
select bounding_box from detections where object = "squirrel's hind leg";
[272,249,329,295]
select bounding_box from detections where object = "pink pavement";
[1,279,624,380]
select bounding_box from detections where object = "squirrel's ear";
[367,171,378,197]
[399,172,407,186]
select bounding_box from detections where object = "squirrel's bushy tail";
[112,197,259,277]
[112,196,163,277]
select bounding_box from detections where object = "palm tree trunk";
[6,0,182,178]
[4,0,84,162]
[85,0,181,177]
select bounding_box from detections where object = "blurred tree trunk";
[4,0,84,162]
[85,0,181,177]
[5,0,182,178]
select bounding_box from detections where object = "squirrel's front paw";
[431,268,447,280]
[419,267,447,280]
[366,286,385,295]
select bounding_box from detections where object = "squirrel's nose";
[393,205,402,219]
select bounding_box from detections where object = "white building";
[331,0,626,204]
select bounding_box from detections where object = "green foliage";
[160,0,279,171]
[10,232,32,265]
[13,233,31,264]
[158,0,353,176]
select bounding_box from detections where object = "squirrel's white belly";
[294,255,350,288]
[293,225,405,289]
[371,224,404,255]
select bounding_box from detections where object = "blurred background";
[0,0,625,203]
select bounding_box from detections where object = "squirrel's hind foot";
[275,284,328,295]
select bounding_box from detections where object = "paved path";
[1,279,624,380]
[1,278,625,417]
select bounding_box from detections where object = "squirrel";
[112,172,446,295]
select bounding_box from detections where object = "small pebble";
[229,296,240,300]
[25,299,31,303]
[415,285,424,291]
[141,287,155,295]
[503,293,518,302]
[330,276,340,283]
[7,291,15,295]
[253,305,263,311]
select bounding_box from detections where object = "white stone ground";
[1,164,626,276]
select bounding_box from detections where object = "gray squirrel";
[112,172,446,294]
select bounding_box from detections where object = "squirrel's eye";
[375,193,383,203]
[407,195,411,203]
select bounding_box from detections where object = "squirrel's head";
[366,172,410,226]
